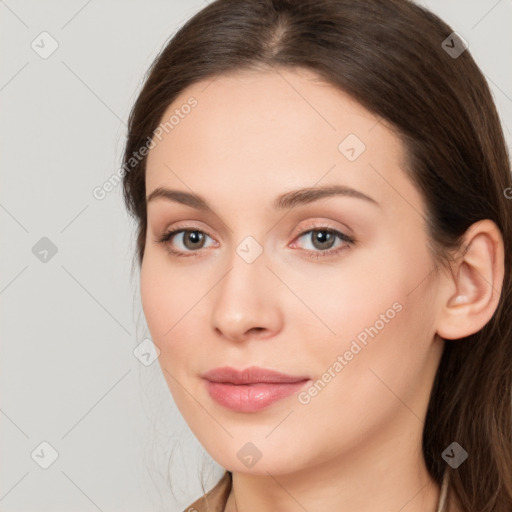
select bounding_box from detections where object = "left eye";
[293,228,354,256]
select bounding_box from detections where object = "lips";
[201,366,310,385]
[201,366,311,412]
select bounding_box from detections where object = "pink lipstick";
[201,366,311,412]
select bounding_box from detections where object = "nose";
[210,248,284,343]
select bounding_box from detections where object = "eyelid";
[289,219,353,241]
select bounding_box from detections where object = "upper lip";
[201,366,310,385]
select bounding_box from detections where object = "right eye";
[155,228,218,258]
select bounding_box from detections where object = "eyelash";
[154,224,355,260]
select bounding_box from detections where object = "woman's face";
[141,67,445,476]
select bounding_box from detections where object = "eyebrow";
[146,184,379,210]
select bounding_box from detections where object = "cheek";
[140,252,210,377]
[315,260,437,411]
[292,240,437,390]
[140,258,167,339]
[140,254,187,348]
[292,293,437,453]
[278,245,410,344]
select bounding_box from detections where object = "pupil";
[314,230,334,249]
[186,231,204,249]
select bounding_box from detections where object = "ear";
[436,219,505,340]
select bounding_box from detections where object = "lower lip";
[204,380,311,412]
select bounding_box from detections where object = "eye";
[155,224,355,260]
[155,228,217,258]
[291,227,355,260]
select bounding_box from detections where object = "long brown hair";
[122,1,512,510]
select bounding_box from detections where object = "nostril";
[249,327,265,334]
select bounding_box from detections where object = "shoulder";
[182,471,232,512]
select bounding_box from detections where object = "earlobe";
[436,219,505,340]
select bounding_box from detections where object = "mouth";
[201,366,311,412]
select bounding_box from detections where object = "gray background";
[1,1,511,511]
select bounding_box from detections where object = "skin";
[141,67,504,512]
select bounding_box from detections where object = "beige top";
[182,470,449,512]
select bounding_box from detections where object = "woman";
[122,0,512,510]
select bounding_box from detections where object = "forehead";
[145,67,420,217]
